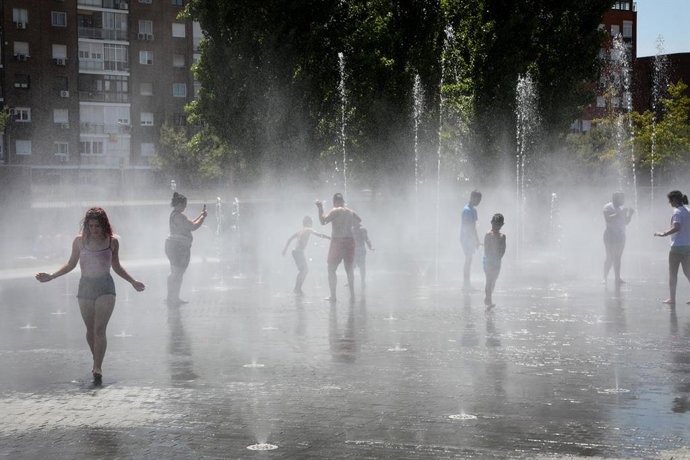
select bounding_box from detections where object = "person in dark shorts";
[316,193,361,302]
[603,191,634,285]
[282,216,330,295]
[655,190,690,305]
[36,207,145,385]
[165,192,207,305]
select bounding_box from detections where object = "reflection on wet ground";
[1,260,690,459]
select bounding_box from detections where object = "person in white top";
[602,191,634,285]
[316,193,361,302]
[654,190,690,305]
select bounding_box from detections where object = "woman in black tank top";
[165,192,207,305]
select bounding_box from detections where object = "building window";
[582,120,592,132]
[80,140,104,155]
[596,96,605,108]
[623,20,633,38]
[16,140,32,156]
[140,82,153,96]
[52,44,67,61]
[173,112,187,127]
[138,19,153,36]
[51,11,67,27]
[139,50,153,65]
[53,109,69,124]
[13,107,31,122]
[12,8,28,27]
[173,83,187,98]
[611,24,620,37]
[14,74,30,89]
[141,112,154,126]
[172,23,186,38]
[14,42,30,59]
[173,54,185,68]
[139,0,153,3]
[172,0,184,5]
[55,142,69,156]
[141,143,155,156]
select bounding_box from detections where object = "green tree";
[151,123,237,187]
[632,80,690,176]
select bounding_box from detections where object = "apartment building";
[572,1,637,132]
[0,0,199,173]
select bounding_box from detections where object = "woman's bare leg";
[78,298,96,358]
[92,294,115,374]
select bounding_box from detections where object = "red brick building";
[0,0,199,173]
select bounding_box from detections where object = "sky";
[636,0,690,57]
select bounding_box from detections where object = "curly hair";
[171,191,187,207]
[81,207,113,241]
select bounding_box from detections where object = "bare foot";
[662,299,676,305]
[485,304,496,311]
[324,296,336,302]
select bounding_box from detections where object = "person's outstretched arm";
[316,201,327,225]
[308,229,330,240]
[110,238,145,291]
[36,236,81,282]
[655,221,681,238]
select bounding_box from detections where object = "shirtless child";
[282,216,330,295]
[316,193,361,302]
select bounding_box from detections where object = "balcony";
[80,153,130,168]
[78,27,128,41]
[80,122,131,134]
[79,91,130,103]
[79,59,129,73]
[78,0,129,10]
[611,1,636,11]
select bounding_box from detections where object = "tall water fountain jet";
[413,74,424,224]
[609,34,636,204]
[514,73,538,259]
[434,26,455,283]
[651,36,669,210]
[337,51,348,195]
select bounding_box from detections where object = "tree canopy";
[153,0,617,188]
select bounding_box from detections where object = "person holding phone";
[165,192,207,305]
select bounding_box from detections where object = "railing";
[78,0,129,10]
[78,27,128,41]
[79,60,129,72]
[80,122,131,134]
[80,154,129,168]
[79,91,130,103]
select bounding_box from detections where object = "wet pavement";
[1,255,690,459]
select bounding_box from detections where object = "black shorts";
[166,239,191,269]
[77,274,116,300]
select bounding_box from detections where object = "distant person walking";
[165,192,207,306]
[353,220,374,290]
[654,190,690,306]
[603,191,634,285]
[483,213,506,310]
[36,207,145,385]
[461,190,482,291]
[316,193,361,302]
[282,216,330,295]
